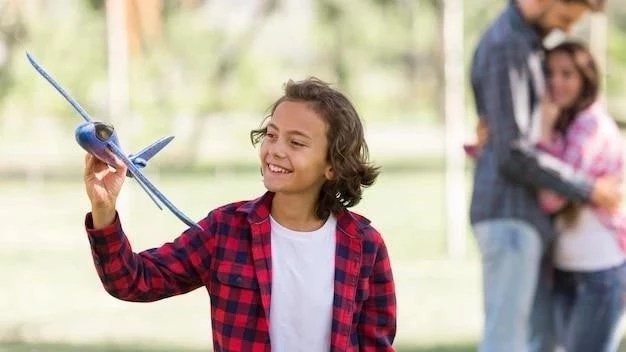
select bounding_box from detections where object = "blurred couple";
[468,0,626,352]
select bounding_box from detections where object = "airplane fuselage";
[75,121,121,167]
[28,51,202,231]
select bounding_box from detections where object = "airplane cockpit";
[94,122,114,141]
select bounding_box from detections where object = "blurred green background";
[1,0,626,351]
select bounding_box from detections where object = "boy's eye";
[291,140,305,147]
[265,132,277,139]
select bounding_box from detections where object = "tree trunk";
[442,0,466,258]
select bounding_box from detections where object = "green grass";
[0,341,478,352]
[0,169,623,351]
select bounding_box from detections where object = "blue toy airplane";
[26,52,202,231]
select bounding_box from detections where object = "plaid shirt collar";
[236,191,371,239]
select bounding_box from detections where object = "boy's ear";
[325,165,334,180]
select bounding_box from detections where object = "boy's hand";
[84,153,127,228]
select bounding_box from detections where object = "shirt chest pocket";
[215,262,259,290]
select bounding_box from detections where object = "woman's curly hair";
[250,77,380,219]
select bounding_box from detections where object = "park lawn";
[3,169,623,351]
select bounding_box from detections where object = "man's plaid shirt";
[469,1,593,242]
[84,192,396,351]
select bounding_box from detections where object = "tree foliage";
[1,0,625,129]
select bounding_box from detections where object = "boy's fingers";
[113,155,127,172]
[85,153,95,173]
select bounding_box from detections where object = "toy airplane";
[26,52,202,231]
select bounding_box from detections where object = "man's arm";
[480,41,593,201]
[538,114,602,213]
[358,240,396,351]
[86,211,214,302]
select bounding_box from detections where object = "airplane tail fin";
[128,136,174,169]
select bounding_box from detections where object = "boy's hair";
[250,77,380,219]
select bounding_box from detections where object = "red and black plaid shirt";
[85,191,397,351]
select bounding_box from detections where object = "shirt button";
[236,276,243,284]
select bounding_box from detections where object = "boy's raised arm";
[85,211,214,302]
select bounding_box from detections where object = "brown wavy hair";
[549,41,600,135]
[547,41,600,226]
[250,77,380,219]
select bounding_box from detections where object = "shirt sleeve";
[480,41,593,202]
[358,240,397,351]
[536,115,600,213]
[85,211,214,302]
[537,132,566,156]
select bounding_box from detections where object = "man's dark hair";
[562,0,606,12]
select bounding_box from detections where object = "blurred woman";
[535,41,626,352]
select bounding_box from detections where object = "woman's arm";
[537,114,600,213]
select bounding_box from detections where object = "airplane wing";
[107,141,202,231]
[26,51,93,123]
[130,136,175,167]
[124,165,164,211]
[107,145,163,210]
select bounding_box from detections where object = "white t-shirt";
[269,214,337,352]
[554,207,625,271]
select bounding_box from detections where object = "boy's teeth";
[269,164,289,173]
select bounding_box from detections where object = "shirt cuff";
[573,173,594,203]
[85,211,125,249]
[536,141,556,154]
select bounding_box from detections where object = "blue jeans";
[553,263,626,352]
[473,219,555,352]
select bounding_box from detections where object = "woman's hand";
[540,95,560,143]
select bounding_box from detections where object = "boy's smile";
[266,163,293,174]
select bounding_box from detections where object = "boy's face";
[259,100,333,196]
[534,0,589,35]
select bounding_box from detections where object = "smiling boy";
[83,77,397,351]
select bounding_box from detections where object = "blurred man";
[469,1,611,351]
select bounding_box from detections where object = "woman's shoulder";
[566,102,623,149]
[578,100,614,121]
[570,102,612,132]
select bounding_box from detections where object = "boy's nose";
[272,149,286,159]
[269,141,287,159]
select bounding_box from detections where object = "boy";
[83,77,396,351]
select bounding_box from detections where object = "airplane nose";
[75,122,94,146]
